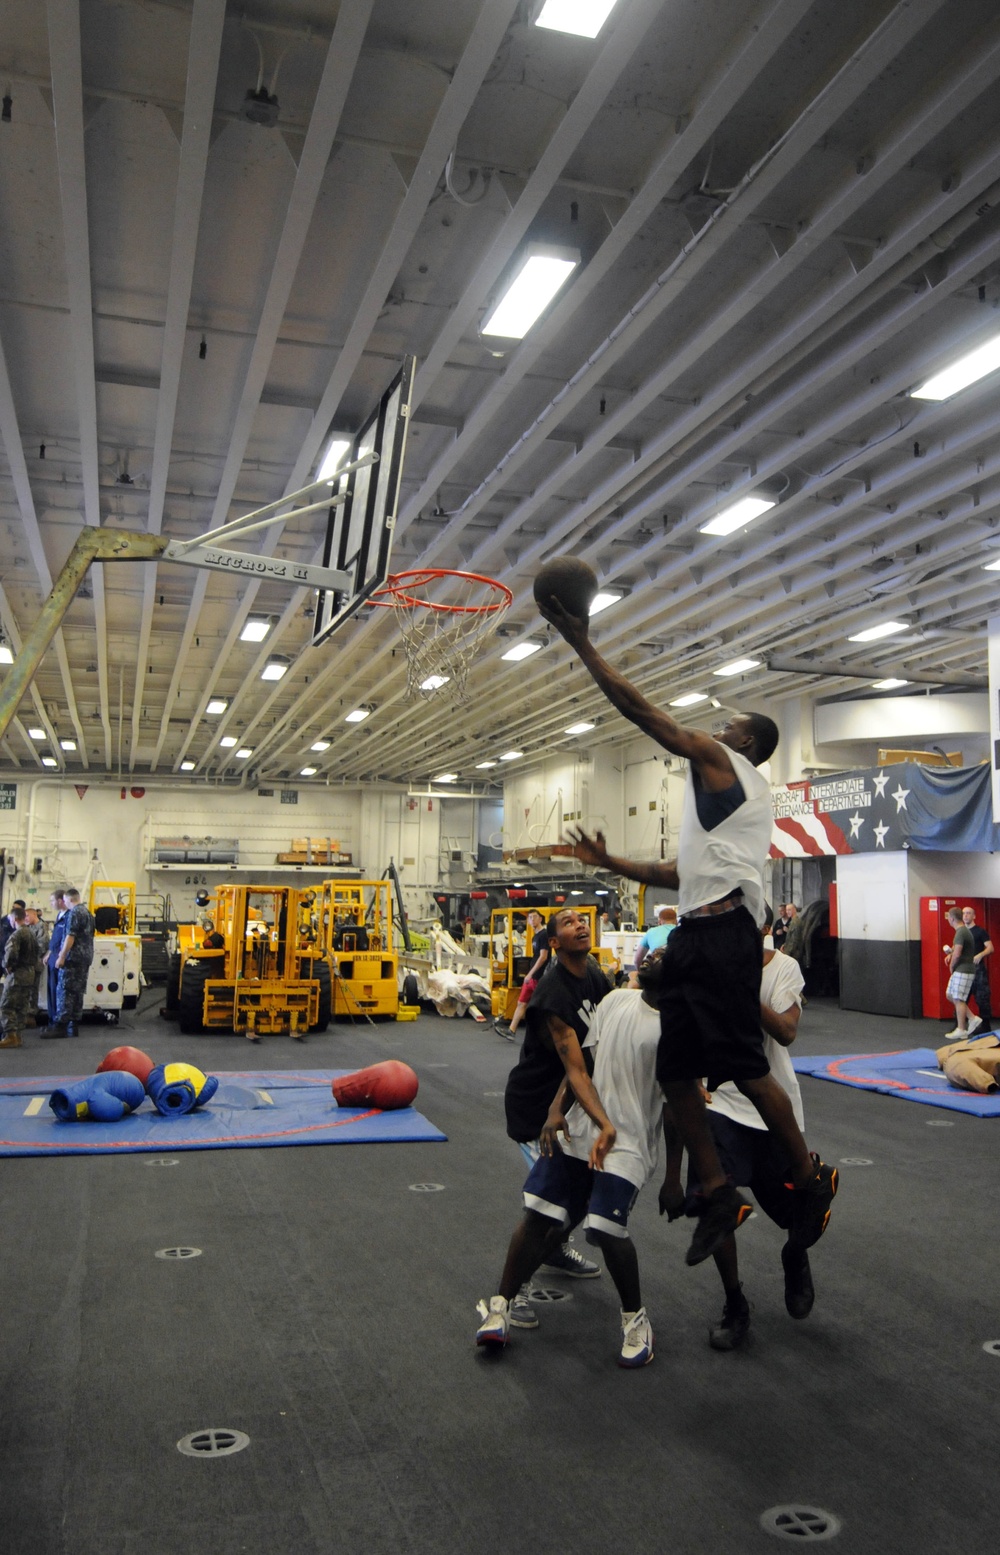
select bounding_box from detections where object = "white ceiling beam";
[129,0,228,769]
[46,0,112,766]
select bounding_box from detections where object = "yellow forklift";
[488,903,619,1021]
[166,884,331,1038]
[318,879,399,1019]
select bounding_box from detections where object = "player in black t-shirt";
[963,906,994,1031]
[477,910,614,1348]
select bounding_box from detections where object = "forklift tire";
[310,960,332,1033]
[162,952,182,1019]
[177,960,211,1035]
[402,973,419,1006]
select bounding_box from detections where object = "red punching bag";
[332,1060,418,1110]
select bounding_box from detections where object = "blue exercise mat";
[791,1049,1000,1117]
[0,1070,447,1156]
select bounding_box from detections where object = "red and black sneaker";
[685,1183,753,1267]
[788,1155,838,1250]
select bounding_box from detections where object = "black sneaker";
[789,1155,838,1250]
[685,1183,753,1267]
[781,1243,815,1320]
[709,1287,750,1351]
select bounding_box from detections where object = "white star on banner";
[873,769,889,797]
[892,783,910,812]
[874,821,890,847]
[848,812,865,838]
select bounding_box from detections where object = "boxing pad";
[97,1045,155,1089]
[331,1060,418,1110]
[147,1061,219,1116]
[50,1070,146,1122]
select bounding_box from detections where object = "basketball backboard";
[311,356,416,648]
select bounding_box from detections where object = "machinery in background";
[164,885,330,1038]
[488,903,619,1022]
[84,881,145,1021]
[317,879,399,1019]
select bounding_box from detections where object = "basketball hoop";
[370,568,512,698]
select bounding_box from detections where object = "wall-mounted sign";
[280,790,299,805]
[0,783,16,811]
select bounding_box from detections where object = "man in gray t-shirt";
[944,906,979,1040]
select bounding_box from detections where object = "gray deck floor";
[0,991,995,1555]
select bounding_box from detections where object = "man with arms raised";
[539,598,836,1267]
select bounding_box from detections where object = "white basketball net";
[376,569,512,699]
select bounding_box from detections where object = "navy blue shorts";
[522,1151,640,1239]
[656,907,768,1088]
[686,1110,795,1231]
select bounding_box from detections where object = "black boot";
[40,1021,70,1039]
[66,1023,79,1038]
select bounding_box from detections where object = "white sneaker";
[967,1015,983,1036]
[476,1295,510,1347]
[619,1307,654,1368]
[944,1028,964,1040]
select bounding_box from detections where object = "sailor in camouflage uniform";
[42,888,94,1039]
[1,906,43,1049]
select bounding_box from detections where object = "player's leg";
[688,1112,752,1350]
[750,1138,816,1320]
[586,1172,652,1367]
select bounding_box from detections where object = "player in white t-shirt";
[477,959,666,1367]
[661,906,816,1350]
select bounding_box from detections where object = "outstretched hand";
[537,595,590,652]
[565,826,610,869]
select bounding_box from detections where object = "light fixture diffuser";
[345,709,369,723]
[911,330,1000,400]
[240,617,272,643]
[847,621,907,643]
[311,740,331,752]
[713,658,761,677]
[669,692,709,707]
[481,244,580,339]
[501,642,542,662]
[180,760,196,771]
[475,760,497,769]
[206,699,228,715]
[41,756,58,768]
[261,656,290,681]
[235,748,253,759]
[565,721,595,734]
[499,750,523,761]
[0,643,12,665]
[420,674,451,691]
[317,437,351,481]
[433,773,458,783]
[700,496,775,537]
[300,766,317,776]
[589,591,622,615]
[984,558,1000,572]
[534,0,619,38]
[59,739,76,751]
[872,678,909,690]
[220,736,237,748]
[28,727,45,740]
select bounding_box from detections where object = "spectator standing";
[633,905,677,971]
[0,906,42,1049]
[42,888,94,1039]
[944,906,980,1040]
[24,907,49,1026]
[0,900,26,961]
[962,906,993,1033]
[43,889,68,1022]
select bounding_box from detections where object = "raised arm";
[567,826,680,890]
[539,600,735,783]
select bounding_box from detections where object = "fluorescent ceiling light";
[59,739,76,751]
[41,756,58,768]
[310,740,331,752]
[714,658,761,677]
[589,590,622,615]
[565,721,595,734]
[261,656,289,681]
[501,642,542,662]
[345,709,369,723]
[984,558,1000,572]
[500,750,523,761]
[180,760,196,771]
[0,644,12,665]
[206,698,228,715]
[699,496,776,537]
[28,727,45,739]
[847,621,908,643]
[220,736,237,748]
[433,773,458,783]
[317,437,351,482]
[481,245,580,339]
[300,766,317,777]
[235,747,253,759]
[872,678,910,690]
[240,617,272,643]
[535,0,619,38]
[475,760,497,769]
[570,890,584,896]
[420,674,451,691]
[669,692,709,707]
[911,331,1000,400]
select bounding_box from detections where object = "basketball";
[532,555,599,619]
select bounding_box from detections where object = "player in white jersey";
[661,905,816,1349]
[538,596,837,1271]
[476,956,666,1366]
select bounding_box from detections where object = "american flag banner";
[770,762,1000,858]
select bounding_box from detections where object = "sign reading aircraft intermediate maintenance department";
[770,762,1000,857]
